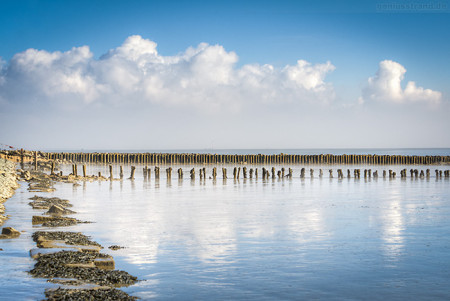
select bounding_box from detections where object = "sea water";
[1,149,450,300]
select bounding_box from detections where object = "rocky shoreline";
[0,158,20,227]
[1,157,138,300]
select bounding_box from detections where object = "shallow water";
[1,162,450,300]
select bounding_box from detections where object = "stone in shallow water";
[0,227,21,239]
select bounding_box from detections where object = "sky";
[0,0,449,150]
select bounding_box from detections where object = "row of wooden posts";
[44,152,450,165]
[65,164,450,180]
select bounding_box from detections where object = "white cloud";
[0,35,335,112]
[359,60,441,105]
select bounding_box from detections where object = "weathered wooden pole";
[34,151,38,170]
[329,169,333,178]
[190,168,195,180]
[155,167,160,179]
[120,166,124,179]
[109,165,113,180]
[347,169,351,178]
[233,167,237,180]
[212,167,217,180]
[255,168,258,179]
[51,161,55,175]
[82,164,86,177]
[222,168,227,179]
[243,167,247,179]
[166,167,172,180]
[319,169,323,178]
[300,168,305,179]
[178,168,183,179]
[249,168,254,178]
[129,166,136,180]
[310,168,314,178]
[271,167,275,179]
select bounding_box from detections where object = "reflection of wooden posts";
[120,166,124,179]
[109,165,113,180]
[178,168,183,179]
[130,166,136,180]
[222,168,227,179]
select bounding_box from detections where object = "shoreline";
[0,155,138,299]
[0,158,20,226]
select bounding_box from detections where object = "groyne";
[3,150,450,165]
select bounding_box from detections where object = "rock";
[0,227,21,239]
[46,205,66,215]
[108,245,125,251]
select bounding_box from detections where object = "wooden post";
[212,167,217,180]
[190,168,195,179]
[233,167,237,179]
[249,168,254,178]
[34,151,38,170]
[271,167,275,179]
[51,161,55,175]
[109,165,113,180]
[83,164,87,177]
[222,168,227,179]
[129,166,136,180]
[166,167,172,180]
[120,166,124,179]
[319,169,323,178]
[243,167,247,178]
[329,169,333,178]
[347,169,351,178]
[155,167,160,179]
[178,168,183,179]
[255,168,258,179]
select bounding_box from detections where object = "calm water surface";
[1,162,450,300]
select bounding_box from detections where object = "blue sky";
[1,0,449,149]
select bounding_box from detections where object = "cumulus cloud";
[359,60,441,105]
[0,35,335,112]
